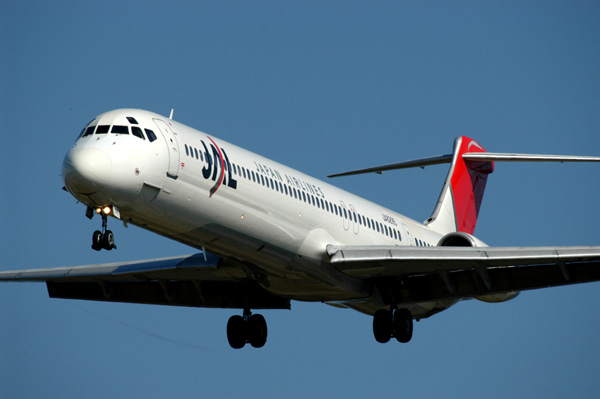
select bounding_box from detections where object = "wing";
[0,253,290,310]
[327,245,600,303]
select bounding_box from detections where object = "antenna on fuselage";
[169,109,174,120]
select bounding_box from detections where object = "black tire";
[247,314,268,348]
[393,308,413,343]
[373,309,393,343]
[227,315,246,349]
[102,230,115,250]
[92,230,103,251]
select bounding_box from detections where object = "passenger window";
[82,126,96,137]
[132,126,145,139]
[96,125,110,134]
[194,148,199,159]
[145,129,157,142]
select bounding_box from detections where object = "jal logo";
[201,136,237,197]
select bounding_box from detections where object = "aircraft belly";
[344,298,460,319]
[120,202,371,302]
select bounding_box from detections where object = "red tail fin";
[426,137,494,235]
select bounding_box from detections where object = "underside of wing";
[327,245,600,304]
[0,253,290,310]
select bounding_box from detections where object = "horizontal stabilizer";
[327,154,453,178]
[463,152,600,163]
[329,152,600,178]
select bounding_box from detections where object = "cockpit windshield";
[78,116,157,142]
[96,125,110,134]
[111,125,129,134]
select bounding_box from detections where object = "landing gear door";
[153,119,180,179]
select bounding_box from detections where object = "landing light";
[103,206,112,215]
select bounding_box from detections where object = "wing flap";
[46,280,290,310]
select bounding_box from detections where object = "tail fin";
[425,136,494,235]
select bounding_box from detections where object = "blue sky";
[1,1,600,398]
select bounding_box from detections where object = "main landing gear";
[91,206,116,251]
[227,309,268,349]
[373,307,413,344]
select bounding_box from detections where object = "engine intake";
[437,232,487,247]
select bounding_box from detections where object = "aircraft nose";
[62,147,112,194]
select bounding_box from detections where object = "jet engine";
[437,232,520,303]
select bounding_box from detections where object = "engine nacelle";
[437,232,520,303]
[475,291,520,303]
[436,232,488,248]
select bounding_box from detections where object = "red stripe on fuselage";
[207,136,225,197]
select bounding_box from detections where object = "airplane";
[2,108,600,349]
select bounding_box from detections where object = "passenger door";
[153,119,180,179]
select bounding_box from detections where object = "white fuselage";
[63,109,450,314]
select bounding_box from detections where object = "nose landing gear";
[90,206,117,251]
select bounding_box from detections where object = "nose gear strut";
[90,207,117,251]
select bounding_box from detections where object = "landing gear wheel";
[102,230,115,250]
[247,314,268,348]
[227,315,247,349]
[373,309,393,343]
[90,210,117,251]
[92,230,103,251]
[393,308,413,343]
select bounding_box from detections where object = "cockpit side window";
[78,118,97,138]
[96,125,110,134]
[131,126,145,140]
[111,125,129,134]
[82,125,96,137]
[145,128,157,142]
[127,117,139,124]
